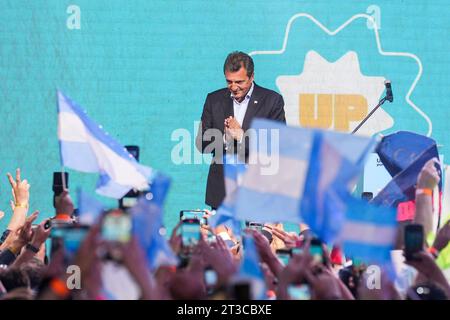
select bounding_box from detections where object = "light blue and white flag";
[131,173,178,271]
[209,154,246,233]
[235,119,377,242]
[76,187,105,225]
[339,193,398,268]
[236,235,267,300]
[57,90,152,199]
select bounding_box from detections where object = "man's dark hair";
[0,268,30,291]
[223,51,254,77]
[20,258,45,290]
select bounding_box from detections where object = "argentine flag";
[339,194,398,271]
[236,235,267,300]
[235,119,377,243]
[131,173,178,271]
[57,90,152,199]
[76,188,105,225]
[209,154,246,233]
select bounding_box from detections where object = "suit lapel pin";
[254,100,258,104]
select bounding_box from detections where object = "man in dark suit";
[196,51,286,209]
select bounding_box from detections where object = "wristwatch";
[25,243,40,253]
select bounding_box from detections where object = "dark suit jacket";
[196,83,286,208]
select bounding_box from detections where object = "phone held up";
[404,224,424,261]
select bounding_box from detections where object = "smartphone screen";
[181,219,201,247]
[404,224,424,259]
[180,210,207,225]
[248,222,263,231]
[121,197,138,209]
[288,284,311,300]
[276,249,292,266]
[102,211,132,243]
[310,239,324,265]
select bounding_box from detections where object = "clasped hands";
[224,116,243,142]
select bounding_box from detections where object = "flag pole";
[56,89,68,191]
[61,167,67,190]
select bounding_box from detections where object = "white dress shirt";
[224,83,254,147]
[231,82,254,127]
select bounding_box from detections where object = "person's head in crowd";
[20,258,45,291]
[0,267,30,292]
[338,265,360,299]
[169,268,206,300]
[154,266,177,299]
[223,51,254,103]
[0,287,34,300]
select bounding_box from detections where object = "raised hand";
[224,116,243,141]
[249,229,284,277]
[304,265,345,300]
[7,168,30,208]
[198,236,237,286]
[169,220,182,255]
[417,158,440,189]
[30,220,52,248]
[54,189,75,216]
[267,225,300,249]
[433,219,450,253]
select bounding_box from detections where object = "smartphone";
[248,222,263,231]
[310,238,325,265]
[181,218,201,247]
[276,249,292,266]
[404,224,424,260]
[119,194,139,210]
[53,172,69,208]
[180,210,208,225]
[288,284,311,300]
[102,211,132,243]
[50,224,89,261]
